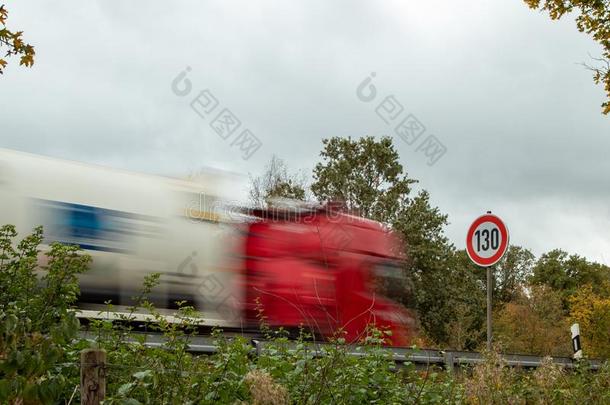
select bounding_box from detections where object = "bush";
[1,224,610,404]
[0,225,90,403]
[90,274,463,404]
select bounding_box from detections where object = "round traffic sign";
[466,213,509,267]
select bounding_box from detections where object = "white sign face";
[470,221,503,259]
[466,214,509,267]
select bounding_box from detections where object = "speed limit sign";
[466,213,509,267]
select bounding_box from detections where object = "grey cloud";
[1,0,609,259]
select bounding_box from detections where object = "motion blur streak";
[0,148,413,345]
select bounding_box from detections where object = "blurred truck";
[0,148,412,345]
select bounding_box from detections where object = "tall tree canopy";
[0,4,35,74]
[531,249,610,308]
[311,136,416,224]
[524,0,610,114]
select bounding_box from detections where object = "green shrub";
[2,224,610,404]
[0,225,90,403]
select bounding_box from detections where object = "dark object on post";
[571,323,583,360]
[81,348,106,405]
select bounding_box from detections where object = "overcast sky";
[1,1,609,262]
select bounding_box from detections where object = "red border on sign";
[466,214,509,267]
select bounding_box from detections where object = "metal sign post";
[466,211,509,351]
[486,266,492,351]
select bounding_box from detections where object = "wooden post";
[80,348,106,405]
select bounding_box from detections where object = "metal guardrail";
[80,331,603,371]
[80,331,219,354]
[252,340,602,371]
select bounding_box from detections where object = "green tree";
[249,155,307,207]
[524,0,610,114]
[431,251,487,350]
[494,286,571,356]
[0,4,35,74]
[531,249,572,293]
[531,249,610,308]
[569,284,610,358]
[311,136,416,224]
[392,190,450,274]
[492,246,535,305]
[466,245,537,308]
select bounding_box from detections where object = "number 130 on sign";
[466,213,509,267]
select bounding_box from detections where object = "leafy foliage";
[92,275,464,404]
[491,246,535,305]
[413,249,485,350]
[494,286,571,356]
[0,225,90,403]
[3,224,610,403]
[417,245,535,350]
[531,249,610,309]
[569,284,610,358]
[524,0,610,114]
[0,4,35,74]
[311,136,416,224]
[464,349,525,404]
[464,351,610,404]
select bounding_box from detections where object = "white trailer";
[0,148,243,327]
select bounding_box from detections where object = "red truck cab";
[241,203,413,346]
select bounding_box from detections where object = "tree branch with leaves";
[524,0,610,114]
[0,4,35,74]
